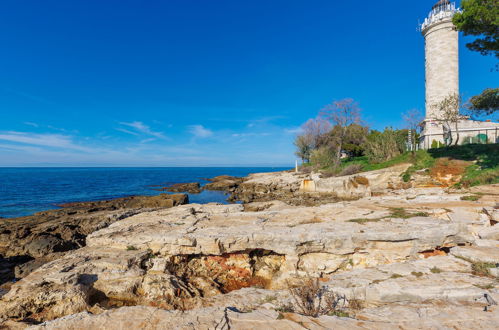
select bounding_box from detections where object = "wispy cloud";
[284,127,303,134]
[232,132,271,137]
[119,121,166,139]
[0,131,93,152]
[24,122,39,127]
[140,138,156,144]
[247,116,286,128]
[188,125,213,138]
[116,128,140,136]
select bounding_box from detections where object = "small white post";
[295,160,298,173]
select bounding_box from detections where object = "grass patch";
[126,245,138,251]
[455,256,497,278]
[261,295,277,304]
[328,310,350,318]
[310,144,498,187]
[347,218,383,224]
[429,144,499,187]
[474,283,495,290]
[388,208,429,219]
[471,262,497,277]
[298,217,324,225]
[411,271,424,278]
[390,273,403,279]
[347,208,430,224]
[460,195,481,202]
[430,267,442,274]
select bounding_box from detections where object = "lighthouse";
[418,1,499,148]
[421,0,460,121]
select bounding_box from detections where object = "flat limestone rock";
[28,303,499,330]
[325,255,495,305]
[450,246,499,264]
[2,182,498,326]
[85,203,466,283]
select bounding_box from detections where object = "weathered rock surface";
[202,175,244,192]
[311,164,412,198]
[225,164,411,205]
[58,193,188,210]
[1,166,499,329]
[26,301,499,330]
[0,193,188,285]
[164,182,201,194]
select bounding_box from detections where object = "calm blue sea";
[0,167,289,218]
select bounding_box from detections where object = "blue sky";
[0,0,496,166]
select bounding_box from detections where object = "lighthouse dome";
[433,0,451,11]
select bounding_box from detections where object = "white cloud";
[0,131,91,151]
[119,121,166,139]
[24,122,39,127]
[188,125,213,138]
[284,127,303,134]
[232,132,271,137]
[116,128,140,136]
[140,138,156,144]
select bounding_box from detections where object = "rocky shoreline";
[1,166,499,329]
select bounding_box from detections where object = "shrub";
[364,128,402,164]
[430,140,444,149]
[402,172,411,182]
[310,147,338,169]
[288,278,347,317]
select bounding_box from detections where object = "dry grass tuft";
[287,278,347,317]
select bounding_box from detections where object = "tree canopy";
[452,0,499,59]
[467,88,499,115]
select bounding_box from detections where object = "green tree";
[320,98,362,167]
[294,135,313,163]
[327,124,369,158]
[452,0,499,59]
[467,88,499,115]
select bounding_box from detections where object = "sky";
[0,0,497,167]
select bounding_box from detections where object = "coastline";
[1,166,499,328]
[0,167,290,219]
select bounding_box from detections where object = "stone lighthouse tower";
[418,1,499,148]
[421,0,459,120]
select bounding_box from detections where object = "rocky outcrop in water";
[202,175,244,192]
[163,182,201,194]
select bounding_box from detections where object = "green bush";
[364,128,402,164]
[402,172,411,182]
[310,147,337,169]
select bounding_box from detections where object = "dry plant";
[435,93,463,146]
[288,278,346,317]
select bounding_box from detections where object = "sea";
[0,167,289,218]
